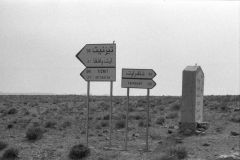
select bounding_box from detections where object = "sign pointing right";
[121,79,156,89]
[122,69,156,79]
[121,68,157,89]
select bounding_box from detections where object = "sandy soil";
[0,95,239,160]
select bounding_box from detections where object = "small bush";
[129,113,144,120]
[26,127,44,141]
[95,123,101,129]
[61,121,71,129]
[215,126,224,133]
[115,113,126,120]
[153,154,177,160]
[170,102,180,111]
[138,120,150,127]
[156,117,165,125]
[99,102,110,110]
[115,120,125,129]
[168,146,188,159]
[69,144,90,159]
[2,148,19,159]
[101,120,109,127]
[230,112,240,123]
[0,141,8,151]
[166,112,178,119]
[103,114,110,120]
[8,108,17,115]
[7,124,13,129]
[45,121,57,128]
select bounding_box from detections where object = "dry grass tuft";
[69,144,90,159]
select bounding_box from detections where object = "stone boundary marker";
[180,65,204,132]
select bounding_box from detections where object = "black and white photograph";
[0,0,239,159]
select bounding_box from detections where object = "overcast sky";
[0,0,239,96]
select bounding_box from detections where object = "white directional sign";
[121,79,156,89]
[76,44,116,67]
[122,69,156,79]
[80,68,116,81]
[121,68,156,151]
[76,42,116,147]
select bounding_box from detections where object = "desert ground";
[0,95,239,160]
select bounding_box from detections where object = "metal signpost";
[121,68,156,151]
[76,43,116,147]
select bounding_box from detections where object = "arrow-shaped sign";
[80,68,116,81]
[121,79,156,89]
[122,69,156,79]
[76,44,116,68]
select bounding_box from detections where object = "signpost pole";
[109,81,113,147]
[125,88,130,150]
[146,88,150,151]
[86,81,90,147]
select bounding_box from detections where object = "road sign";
[121,79,156,89]
[121,68,156,151]
[122,69,156,79]
[76,42,116,148]
[76,44,116,67]
[80,68,116,81]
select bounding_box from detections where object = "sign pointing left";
[76,44,116,68]
[76,43,116,148]
[80,68,116,81]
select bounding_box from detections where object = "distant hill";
[0,92,55,95]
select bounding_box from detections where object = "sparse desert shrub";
[69,144,90,159]
[167,146,188,159]
[0,141,8,151]
[129,105,135,112]
[230,112,240,123]
[28,102,38,107]
[156,105,165,111]
[0,109,7,116]
[61,121,71,129]
[8,108,17,115]
[99,102,110,110]
[45,121,57,128]
[152,154,178,160]
[150,128,162,140]
[31,120,41,127]
[156,116,165,125]
[7,124,13,129]
[26,127,44,141]
[24,109,30,115]
[96,116,102,120]
[101,120,109,127]
[95,123,101,129]
[138,120,145,127]
[31,113,37,117]
[115,120,125,129]
[219,102,229,111]
[2,148,19,159]
[137,99,147,107]
[138,120,150,127]
[215,126,224,133]
[166,112,178,119]
[18,118,31,128]
[170,102,180,111]
[115,113,126,120]
[103,114,110,120]
[98,152,119,160]
[155,99,162,106]
[129,113,144,120]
